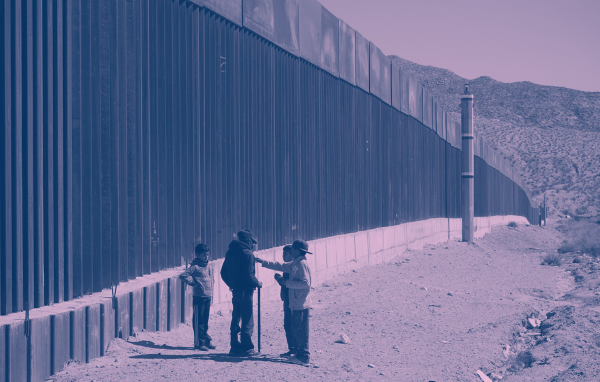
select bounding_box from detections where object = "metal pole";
[257,286,261,353]
[461,85,474,242]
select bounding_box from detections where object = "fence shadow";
[129,352,295,365]
[128,340,194,351]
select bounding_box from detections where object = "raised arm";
[260,259,293,273]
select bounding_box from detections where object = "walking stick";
[258,286,261,353]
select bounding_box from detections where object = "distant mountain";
[389,55,600,216]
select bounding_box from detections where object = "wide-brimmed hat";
[292,239,312,254]
[237,229,258,244]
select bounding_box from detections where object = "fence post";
[461,85,474,242]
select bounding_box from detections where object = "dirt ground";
[49,220,600,382]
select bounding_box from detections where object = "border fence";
[1,0,537,318]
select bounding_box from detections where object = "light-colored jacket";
[179,259,214,299]
[261,256,311,310]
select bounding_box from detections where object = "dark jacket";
[220,240,261,291]
[179,258,214,299]
[280,273,290,302]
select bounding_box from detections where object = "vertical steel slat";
[70,0,83,299]
[191,5,200,257]
[53,0,65,304]
[198,8,206,257]
[134,0,143,278]
[156,0,166,271]
[63,0,74,301]
[141,0,150,275]
[169,0,179,268]
[148,0,158,273]
[116,0,128,282]
[90,0,102,292]
[33,0,45,308]
[80,0,92,295]
[99,0,111,289]
[125,0,138,280]
[43,0,55,305]
[1,0,13,314]
[164,0,173,269]
[178,0,188,265]
[24,0,35,312]
[108,0,120,287]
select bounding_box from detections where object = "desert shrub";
[556,218,600,259]
[583,245,600,259]
[557,243,575,254]
[507,221,518,228]
[542,254,561,266]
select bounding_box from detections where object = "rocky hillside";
[389,56,600,216]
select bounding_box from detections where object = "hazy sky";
[318,0,600,92]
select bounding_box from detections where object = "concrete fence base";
[0,215,528,382]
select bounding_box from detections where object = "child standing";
[256,240,312,364]
[277,245,296,357]
[179,243,216,351]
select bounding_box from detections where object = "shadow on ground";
[128,340,194,351]
[129,352,297,366]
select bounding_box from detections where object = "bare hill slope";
[389,55,600,216]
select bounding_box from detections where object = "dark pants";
[193,297,212,348]
[283,300,296,352]
[230,290,254,350]
[292,308,310,362]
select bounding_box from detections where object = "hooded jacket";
[220,240,261,291]
[179,257,214,298]
[260,256,311,310]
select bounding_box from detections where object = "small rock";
[379,372,385,375]
[476,370,493,382]
[334,333,351,344]
[447,292,453,296]
[527,317,541,329]
[502,345,510,359]
[368,364,375,368]
[392,345,398,349]
[490,372,503,380]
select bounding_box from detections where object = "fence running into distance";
[1,0,537,317]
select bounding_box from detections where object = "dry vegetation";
[389,55,600,217]
[555,216,600,258]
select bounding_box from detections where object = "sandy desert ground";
[48,220,600,382]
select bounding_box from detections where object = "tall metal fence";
[1,0,535,317]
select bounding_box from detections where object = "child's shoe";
[205,342,216,350]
